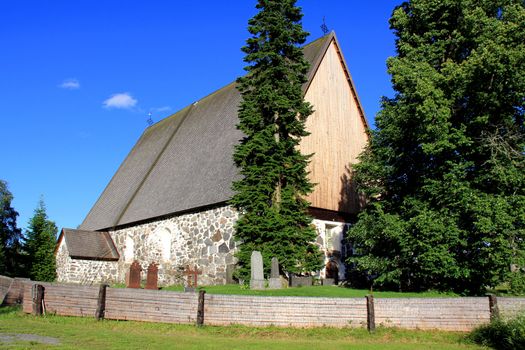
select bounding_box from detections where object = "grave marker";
[268,257,282,289]
[184,265,202,291]
[250,251,265,290]
[145,263,159,290]
[127,261,142,289]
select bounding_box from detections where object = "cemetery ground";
[129,283,460,298]
[0,307,488,350]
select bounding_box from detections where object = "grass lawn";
[158,284,458,298]
[0,307,487,350]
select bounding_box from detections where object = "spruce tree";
[25,199,57,282]
[348,0,525,294]
[0,180,23,277]
[231,0,323,279]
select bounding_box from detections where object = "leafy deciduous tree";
[348,0,525,294]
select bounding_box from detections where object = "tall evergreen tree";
[231,0,323,279]
[348,0,525,294]
[25,199,57,282]
[0,180,23,276]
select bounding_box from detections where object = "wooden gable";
[300,36,369,214]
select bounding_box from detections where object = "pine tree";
[0,180,23,277]
[231,0,323,279]
[25,199,57,282]
[348,0,525,294]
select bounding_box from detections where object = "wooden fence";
[1,276,30,306]
[13,280,525,332]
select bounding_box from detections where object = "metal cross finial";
[146,112,154,126]
[321,16,329,35]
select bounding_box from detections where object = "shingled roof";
[57,229,119,261]
[80,32,362,231]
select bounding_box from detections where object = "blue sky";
[1,0,400,232]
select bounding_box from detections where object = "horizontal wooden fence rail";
[13,279,525,332]
[374,298,490,331]
[0,277,30,306]
[204,294,366,327]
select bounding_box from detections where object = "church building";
[55,32,369,286]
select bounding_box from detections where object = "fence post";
[366,295,375,332]
[96,284,108,320]
[32,284,44,316]
[197,290,206,327]
[488,294,499,321]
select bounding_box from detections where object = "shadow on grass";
[0,305,22,315]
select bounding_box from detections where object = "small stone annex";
[55,32,370,286]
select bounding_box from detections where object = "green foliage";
[469,314,525,350]
[231,0,323,279]
[348,0,525,294]
[0,180,24,277]
[508,271,525,295]
[25,199,57,282]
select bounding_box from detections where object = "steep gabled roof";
[57,229,119,261]
[80,32,367,231]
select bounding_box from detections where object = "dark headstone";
[145,263,159,290]
[127,261,142,288]
[268,257,281,289]
[290,276,312,287]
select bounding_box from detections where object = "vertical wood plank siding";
[301,40,369,214]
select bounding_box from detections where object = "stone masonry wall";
[56,205,351,286]
[56,240,119,285]
[109,205,239,286]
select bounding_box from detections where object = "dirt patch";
[0,333,60,345]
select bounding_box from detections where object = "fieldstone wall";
[56,205,352,286]
[109,205,239,286]
[56,241,119,285]
[56,205,238,286]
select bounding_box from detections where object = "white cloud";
[103,93,138,109]
[59,78,80,90]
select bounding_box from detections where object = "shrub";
[469,314,525,350]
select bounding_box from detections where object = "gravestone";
[289,275,312,287]
[145,262,159,290]
[322,278,335,286]
[184,265,202,292]
[250,251,265,290]
[268,257,282,289]
[127,261,142,289]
